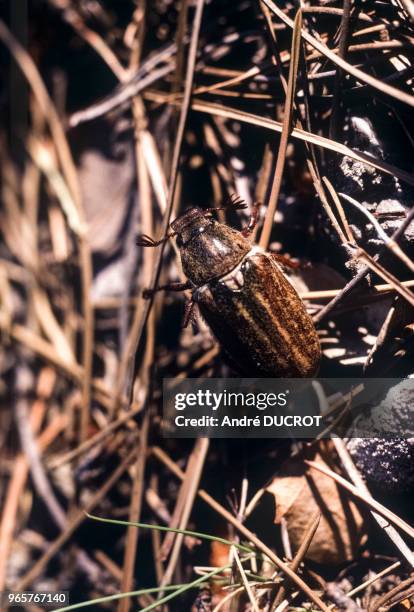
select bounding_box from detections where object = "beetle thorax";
[175,216,251,286]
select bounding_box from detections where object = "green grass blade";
[86,512,255,554]
[138,564,232,612]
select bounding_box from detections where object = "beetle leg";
[142,280,192,299]
[270,253,300,269]
[182,298,198,330]
[241,201,261,237]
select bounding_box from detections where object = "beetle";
[137,197,321,377]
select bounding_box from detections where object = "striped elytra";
[193,246,320,377]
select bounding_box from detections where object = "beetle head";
[170,207,213,247]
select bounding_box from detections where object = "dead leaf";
[266,453,367,564]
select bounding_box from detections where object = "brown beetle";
[137,198,320,377]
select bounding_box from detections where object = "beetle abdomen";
[194,248,321,377]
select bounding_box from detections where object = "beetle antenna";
[205,194,248,215]
[136,232,175,247]
[228,193,248,210]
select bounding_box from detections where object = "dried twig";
[259,9,302,249]
[333,438,414,568]
[47,405,143,470]
[152,446,331,612]
[181,98,414,187]
[118,414,149,612]
[262,0,414,107]
[0,368,56,591]
[15,396,67,529]
[233,545,260,612]
[271,512,321,611]
[0,20,94,443]
[17,449,138,590]
[314,205,414,322]
[351,247,414,308]
[305,460,414,540]
[339,192,414,274]
[158,438,210,595]
[68,47,175,127]
[368,573,414,612]
[47,0,127,81]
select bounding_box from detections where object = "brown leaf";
[266,453,367,564]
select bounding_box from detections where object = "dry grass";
[1,1,414,610]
